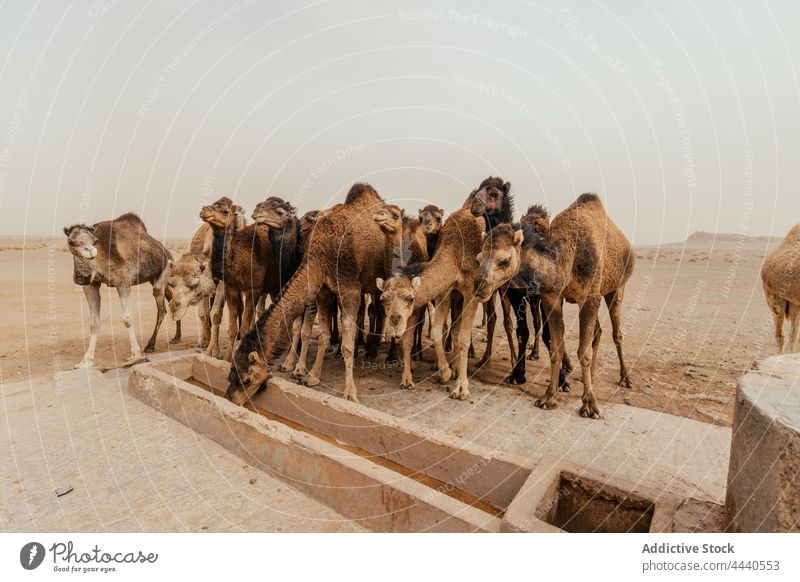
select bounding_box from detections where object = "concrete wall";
[726,354,800,532]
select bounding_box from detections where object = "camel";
[377,177,515,400]
[761,224,800,353]
[200,197,271,361]
[63,213,171,368]
[473,193,635,419]
[226,183,393,405]
[166,252,217,348]
[474,205,573,389]
[165,222,216,345]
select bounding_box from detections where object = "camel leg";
[75,283,102,368]
[224,285,242,362]
[365,292,382,359]
[255,294,267,318]
[605,288,632,387]
[591,317,602,383]
[240,290,256,336]
[197,294,211,349]
[535,294,565,409]
[504,289,528,385]
[302,292,335,387]
[541,303,571,391]
[291,304,316,379]
[788,302,800,353]
[412,314,425,360]
[117,285,145,365]
[431,292,453,383]
[477,291,497,368]
[170,321,182,344]
[577,297,602,419]
[528,295,542,360]
[426,303,434,338]
[339,289,362,402]
[400,311,421,390]
[145,270,168,353]
[205,282,225,359]
[280,312,304,372]
[502,293,517,365]
[766,292,787,353]
[450,297,479,401]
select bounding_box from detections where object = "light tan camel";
[63,213,171,368]
[761,224,800,353]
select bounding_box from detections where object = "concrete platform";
[0,350,365,532]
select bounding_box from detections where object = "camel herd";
[63,178,800,419]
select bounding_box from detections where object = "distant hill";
[638,231,782,251]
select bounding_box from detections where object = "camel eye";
[498,259,511,269]
[405,295,414,304]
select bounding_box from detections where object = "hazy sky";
[0,0,798,244]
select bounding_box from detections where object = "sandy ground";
[0,232,782,427]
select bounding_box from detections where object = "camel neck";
[210,225,225,281]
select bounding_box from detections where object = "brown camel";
[474,193,635,419]
[200,197,271,361]
[226,183,393,405]
[63,213,171,368]
[377,177,515,399]
[761,224,800,353]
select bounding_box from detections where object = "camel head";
[373,204,404,235]
[226,350,270,406]
[475,224,524,302]
[166,253,213,321]
[419,205,444,236]
[199,196,233,228]
[469,177,513,227]
[63,224,98,260]
[376,265,423,339]
[252,196,297,229]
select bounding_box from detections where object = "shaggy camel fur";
[377,177,515,400]
[64,213,171,368]
[761,224,800,352]
[226,183,392,405]
[200,197,270,361]
[474,194,634,419]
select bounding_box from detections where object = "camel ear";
[435,209,443,219]
[167,259,175,272]
[411,277,421,289]
[503,181,511,194]
[481,231,487,242]
[513,230,524,246]
[248,351,262,365]
[376,278,385,292]
[63,226,70,236]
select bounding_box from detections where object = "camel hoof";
[527,352,540,361]
[449,386,470,401]
[290,368,307,380]
[280,361,294,373]
[504,374,525,385]
[169,337,182,345]
[124,354,146,367]
[143,344,156,354]
[74,359,95,369]
[400,381,414,390]
[618,377,633,389]
[302,374,320,387]
[476,357,490,368]
[437,367,452,383]
[343,392,359,403]
[579,401,601,419]
[559,381,571,393]
[535,398,558,410]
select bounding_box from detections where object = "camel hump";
[344,182,382,204]
[115,212,148,231]
[576,193,602,207]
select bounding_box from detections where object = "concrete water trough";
[127,353,730,532]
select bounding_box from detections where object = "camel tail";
[235,256,324,366]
